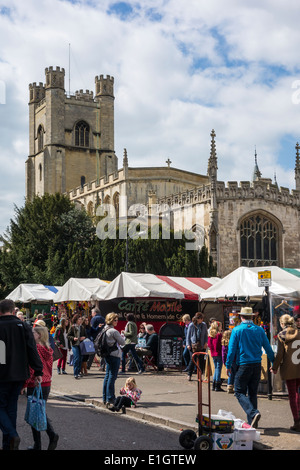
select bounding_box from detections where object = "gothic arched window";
[75,121,90,147]
[113,192,120,218]
[240,213,279,267]
[37,125,44,152]
[38,163,42,181]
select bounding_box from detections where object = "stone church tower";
[26,66,117,199]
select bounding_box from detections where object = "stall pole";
[265,286,273,401]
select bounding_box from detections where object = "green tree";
[0,193,95,296]
[0,199,217,299]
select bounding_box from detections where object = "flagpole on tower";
[68,43,71,96]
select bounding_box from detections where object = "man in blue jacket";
[226,306,275,428]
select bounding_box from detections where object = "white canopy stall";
[53,278,109,302]
[6,283,60,303]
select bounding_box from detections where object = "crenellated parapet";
[157,179,300,209]
[45,66,65,89]
[95,74,114,97]
[29,82,45,104]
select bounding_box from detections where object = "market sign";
[258,270,272,287]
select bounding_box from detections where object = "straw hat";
[240,307,253,316]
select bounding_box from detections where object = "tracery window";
[75,121,90,147]
[240,214,278,267]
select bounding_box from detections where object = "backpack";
[94,328,118,358]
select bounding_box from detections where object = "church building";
[25,66,300,277]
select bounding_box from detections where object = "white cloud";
[0,0,300,236]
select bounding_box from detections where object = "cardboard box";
[234,440,253,450]
[234,427,258,442]
[212,432,234,450]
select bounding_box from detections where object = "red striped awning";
[156,276,219,300]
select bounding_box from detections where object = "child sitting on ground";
[109,377,142,413]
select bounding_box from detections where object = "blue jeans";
[72,345,82,377]
[103,355,120,404]
[234,363,261,424]
[212,356,222,382]
[0,381,23,450]
[183,346,190,368]
[228,361,237,386]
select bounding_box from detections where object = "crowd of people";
[0,301,159,450]
[1,297,300,451]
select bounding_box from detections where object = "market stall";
[200,265,300,328]
[53,277,108,302]
[6,283,60,303]
[92,272,221,331]
[200,266,300,394]
[6,283,61,323]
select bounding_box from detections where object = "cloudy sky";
[0,0,300,236]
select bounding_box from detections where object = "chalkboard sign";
[158,323,183,370]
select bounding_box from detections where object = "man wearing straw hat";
[226,306,275,428]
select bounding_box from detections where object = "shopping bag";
[25,384,47,431]
[80,338,95,355]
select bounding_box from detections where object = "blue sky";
[0,0,300,235]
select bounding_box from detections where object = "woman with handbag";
[54,317,70,375]
[186,312,208,381]
[102,313,126,406]
[67,314,86,379]
[22,325,59,450]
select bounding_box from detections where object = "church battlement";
[95,74,114,97]
[29,82,45,103]
[68,167,125,199]
[45,66,65,89]
[157,178,300,209]
[73,89,94,101]
[216,180,300,206]
[45,65,65,73]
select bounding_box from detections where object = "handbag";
[192,341,202,353]
[52,343,63,361]
[80,338,96,355]
[25,384,47,431]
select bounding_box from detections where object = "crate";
[199,414,234,433]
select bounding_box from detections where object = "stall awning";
[92,272,220,301]
[6,284,60,303]
[200,266,300,301]
[53,278,109,302]
[156,276,220,300]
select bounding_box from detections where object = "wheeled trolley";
[179,351,234,451]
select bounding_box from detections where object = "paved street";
[24,361,300,451]
[16,394,181,452]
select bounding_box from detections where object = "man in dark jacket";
[87,307,106,370]
[90,307,105,340]
[0,299,43,450]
